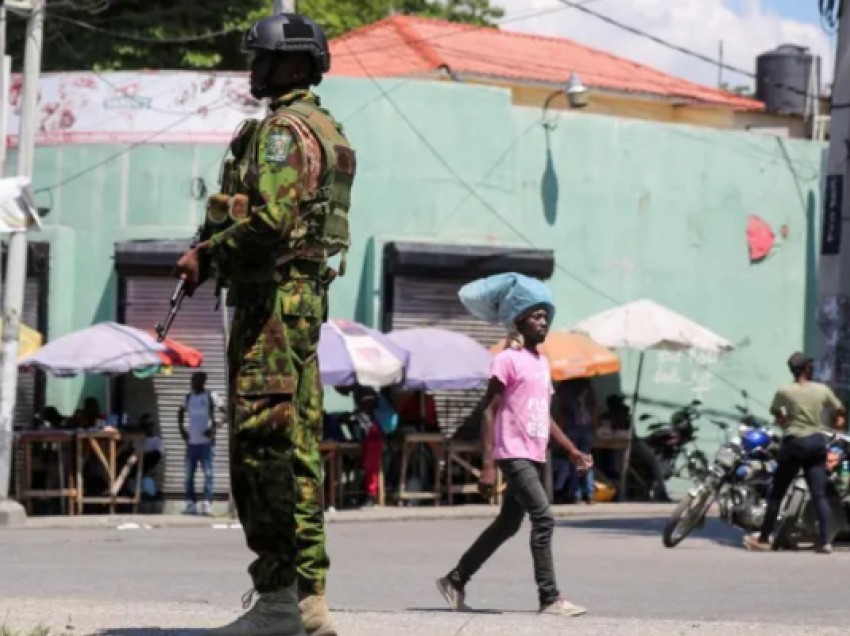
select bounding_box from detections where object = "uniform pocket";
[234,373,297,434]
[278,280,324,364]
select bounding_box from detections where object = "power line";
[555,0,838,108]
[336,16,784,409]
[47,1,601,54]
[52,14,240,44]
[53,29,230,116]
[32,101,232,194]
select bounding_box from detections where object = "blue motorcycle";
[663,420,779,548]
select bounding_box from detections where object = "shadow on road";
[97,631,208,636]
[557,516,746,548]
[404,607,504,615]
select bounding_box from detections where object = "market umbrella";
[389,328,492,390]
[490,331,620,381]
[148,334,204,369]
[319,319,410,388]
[19,322,167,377]
[0,319,43,359]
[570,299,734,500]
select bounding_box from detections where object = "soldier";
[176,12,355,636]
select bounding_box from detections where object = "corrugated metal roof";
[330,15,764,112]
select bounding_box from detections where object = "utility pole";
[0,0,45,526]
[818,0,850,388]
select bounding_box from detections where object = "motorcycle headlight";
[715,445,739,469]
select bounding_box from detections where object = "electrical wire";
[53,29,231,117]
[51,14,241,44]
[336,14,790,409]
[555,0,840,109]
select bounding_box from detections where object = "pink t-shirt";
[491,348,553,463]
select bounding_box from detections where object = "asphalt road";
[1,515,848,634]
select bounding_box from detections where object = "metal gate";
[121,276,230,500]
[387,275,505,436]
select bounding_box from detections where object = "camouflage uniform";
[206,89,355,598]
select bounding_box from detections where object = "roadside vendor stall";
[319,319,409,508]
[16,322,202,515]
[388,327,492,506]
[571,299,734,501]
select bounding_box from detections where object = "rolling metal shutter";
[388,276,505,436]
[8,275,44,500]
[121,276,230,500]
[15,277,42,428]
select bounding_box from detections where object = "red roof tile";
[330,15,763,112]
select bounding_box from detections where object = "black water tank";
[756,44,820,115]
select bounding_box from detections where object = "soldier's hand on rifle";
[175,242,210,292]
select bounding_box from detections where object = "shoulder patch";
[264,129,293,165]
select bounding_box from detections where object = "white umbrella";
[19,322,166,377]
[570,299,734,500]
[570,299,734,353]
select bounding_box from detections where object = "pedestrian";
[177,372,220,516]
[175,11,355,635]
[560,379,597,504]
[744,352,846,554]
[436,273,593,617]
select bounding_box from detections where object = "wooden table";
[392,433,444,506]
[76,430,145,514]
[16,430,78,515]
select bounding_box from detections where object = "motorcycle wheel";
[662,485,715,548]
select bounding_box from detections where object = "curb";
[2,503,677,531]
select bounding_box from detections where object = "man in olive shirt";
[745,352,846,553]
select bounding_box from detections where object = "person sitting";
[396,390,439,432]
[352,386,397,508]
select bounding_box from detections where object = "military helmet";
[243,13,331,75]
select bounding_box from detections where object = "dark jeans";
[448,458,560,607]
[186,444,214,505]
[759,434,831,546]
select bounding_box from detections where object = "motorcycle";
[771,431,850,551]
[662,419,780,548]
[637,400,710,485]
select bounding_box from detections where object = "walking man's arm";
[479,377,504,499]
[550,420,593,471]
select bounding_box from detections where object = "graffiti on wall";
[652,349,722,400]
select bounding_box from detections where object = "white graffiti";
[652,349,721,399]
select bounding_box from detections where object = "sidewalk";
[6,502,676,531]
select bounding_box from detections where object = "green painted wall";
[18,77,824,455]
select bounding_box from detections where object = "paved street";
[1,513,849,634]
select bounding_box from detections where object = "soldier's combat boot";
[207,585,307,636]
[299,595,338,636]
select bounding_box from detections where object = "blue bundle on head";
[458,273,555,329]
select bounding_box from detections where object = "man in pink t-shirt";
[436,304,593,618]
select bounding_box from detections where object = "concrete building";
[2,71,823,500]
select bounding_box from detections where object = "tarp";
[458,273,555,328]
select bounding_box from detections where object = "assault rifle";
[154,225,209,342]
